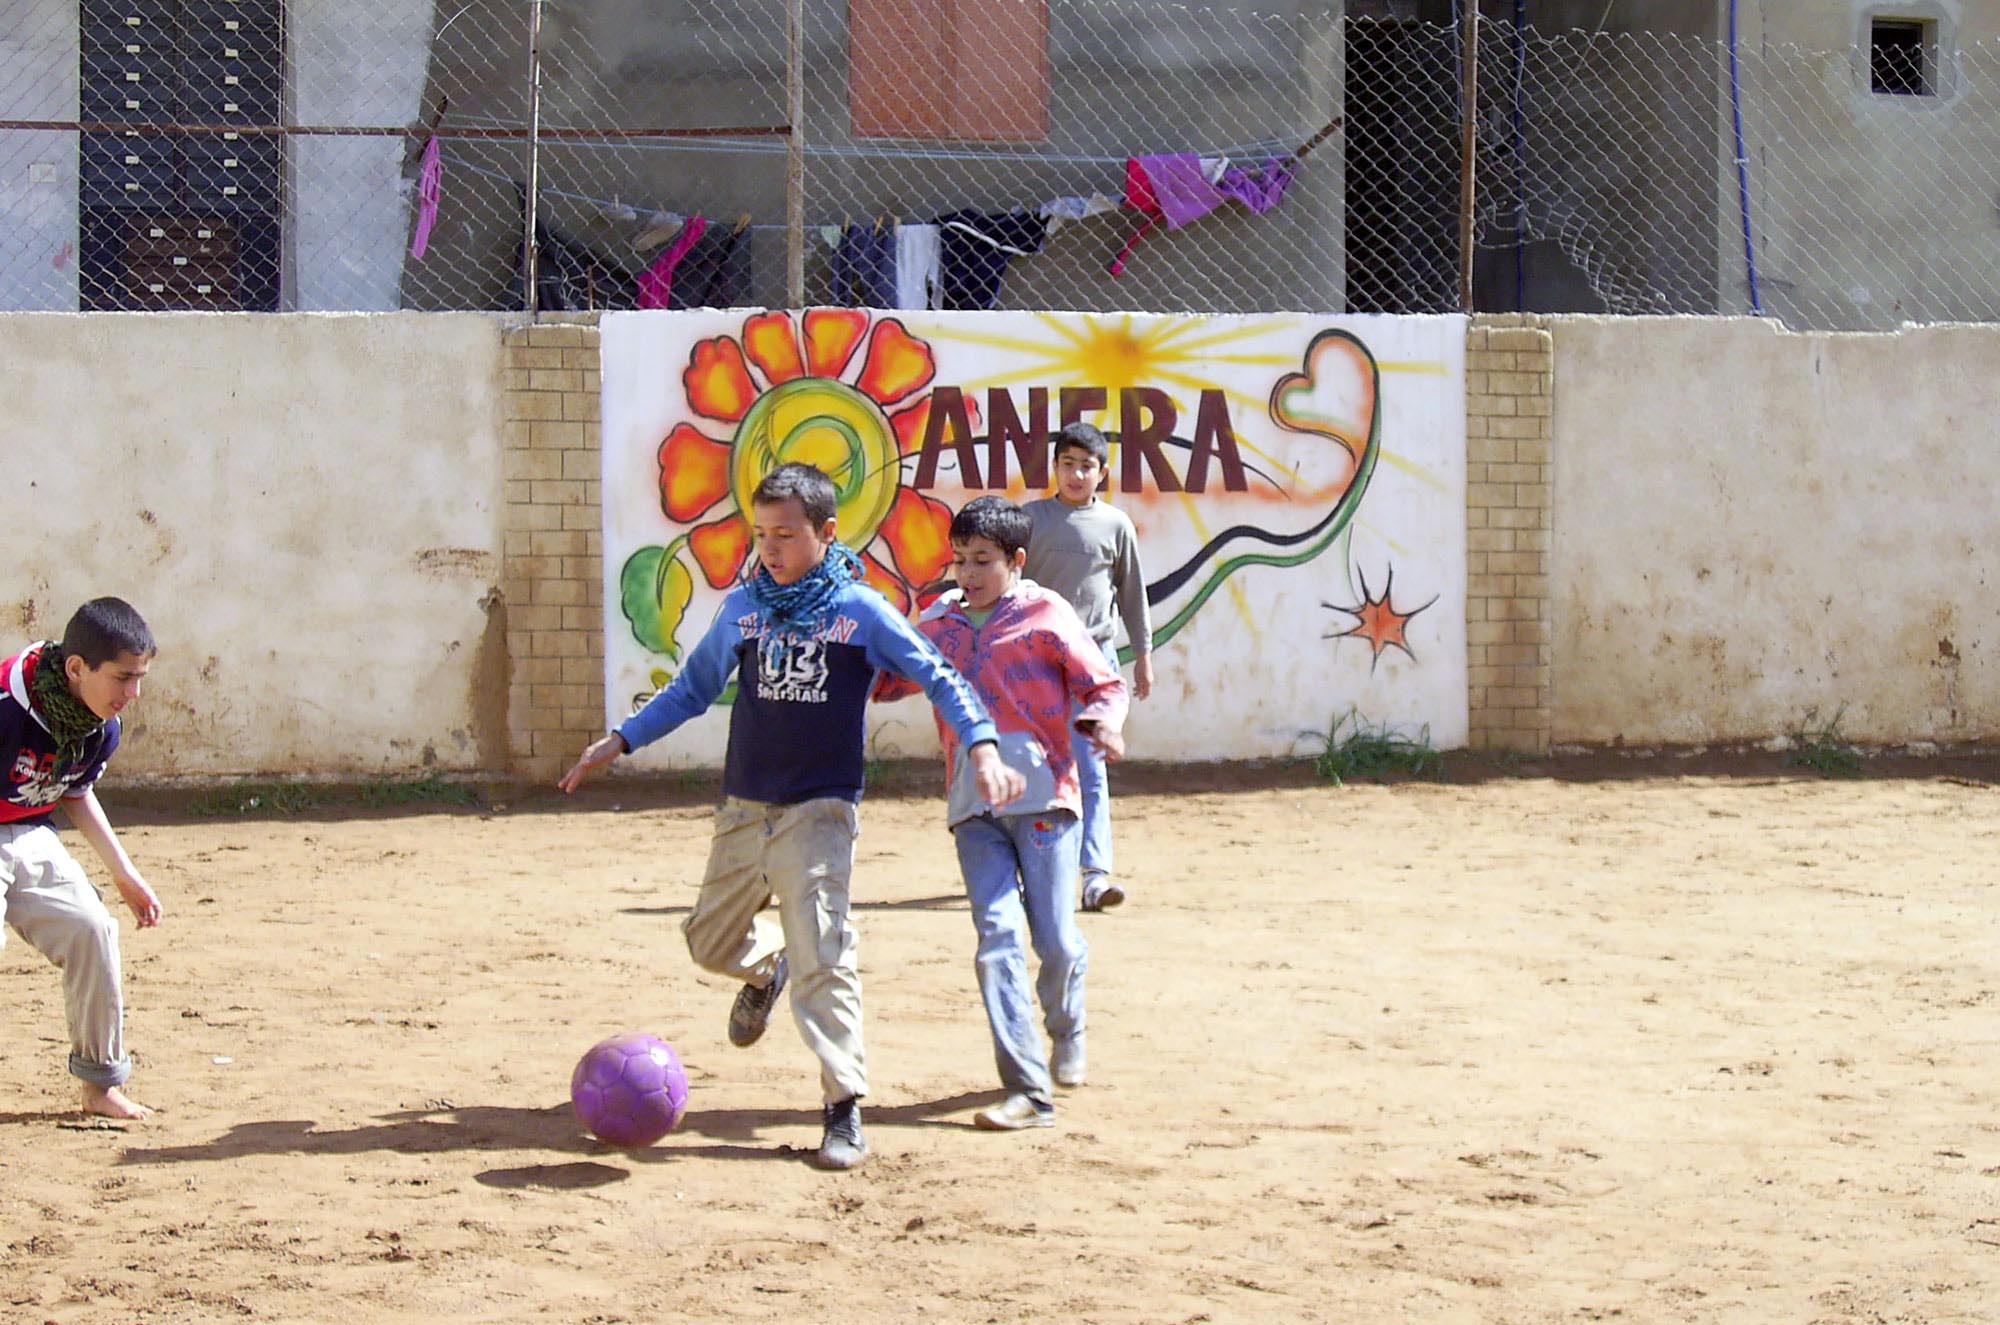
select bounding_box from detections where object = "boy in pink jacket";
[878,496,1127,1130]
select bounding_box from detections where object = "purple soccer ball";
[570,1033,689,1148]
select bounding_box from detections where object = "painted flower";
[622,310,960,658]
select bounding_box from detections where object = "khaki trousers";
[682,796,865,1103]
[1,821,130,1087]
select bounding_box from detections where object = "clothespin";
[632,211,687,253]
[875,213,891,235]
[426,95,449,137]
[733,212,752,236]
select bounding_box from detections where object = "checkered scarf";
[28,644,105,771]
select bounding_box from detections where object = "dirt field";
[4,759,1998,1324]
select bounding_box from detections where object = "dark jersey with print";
[1,643,119,827]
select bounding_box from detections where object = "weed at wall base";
[1786,707,1864,779]
[1306,710,1442,786]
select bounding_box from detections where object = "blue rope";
[746,542,863,671]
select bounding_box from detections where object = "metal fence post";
[524,0,546,315]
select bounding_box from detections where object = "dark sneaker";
[815,1097,868,1170]
[727,952,787,1047]
[1081,878,1125,913]
[1052,1035,1086,1088]
[974,1093,1056,1131]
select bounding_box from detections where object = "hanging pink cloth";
[1108,158,1163,276]
[408,136,442,259]
[637,215,708,309]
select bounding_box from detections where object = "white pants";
[682,796,865,1104]
[1,821,130,1087]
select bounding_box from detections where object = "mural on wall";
[601,310,1467,762]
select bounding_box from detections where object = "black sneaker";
[815,1096,868,1170]
[727,952,787,1047]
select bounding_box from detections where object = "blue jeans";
[952,810,1088,1103]
[1071,638,1118,884]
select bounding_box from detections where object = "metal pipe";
[524,0,545,316]
[1727,0,1764,313]
[786,0,805,308]
[0,119,790,139]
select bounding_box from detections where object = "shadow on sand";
[114,1090,1004,1179]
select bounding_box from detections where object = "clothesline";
[421,108,1304,167]
[437,148,1297,240]
[427,118,1328,299]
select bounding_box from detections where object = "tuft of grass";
[862,727,898,789]
[1309,711,1441,786]
[355,774,480,808]
[187,775,479,817]
[1787,707,1864,778]
[187,781,326,817]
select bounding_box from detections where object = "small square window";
[1871,18,1935,96]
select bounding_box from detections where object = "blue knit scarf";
[746,542,862,673]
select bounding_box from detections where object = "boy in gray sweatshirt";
[1022,422,1152,911]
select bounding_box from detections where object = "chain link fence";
[4,1,1999,329]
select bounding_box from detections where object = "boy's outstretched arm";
[60,788,162,927]
[558,731,628,793]
[1063,616,1131,763]
[559,605,744,792]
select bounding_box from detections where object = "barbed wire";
[3,1,1996,329]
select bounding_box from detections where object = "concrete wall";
[1550,315,2000,745]
[1473,0,1723,317]
[290,0,437,311]
[1730,0,2000,328]
[9,310,1996,779]
[403,0,1348,315]
[0,0,78,311]
[0,312,511,775]
[0,2,434,312]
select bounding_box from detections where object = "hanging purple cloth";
[1135,153,1226,230]
[409,136,442,259]
[637,215,707,309]
[1217,155,1298,214]
[1137,152,1300,231]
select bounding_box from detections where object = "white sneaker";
[1081,878,1125,912]
[974,1093,1055,1130]
[1052,1036,1086,1088]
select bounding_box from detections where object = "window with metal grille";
[1870,18,1935,97]
[77,0,285,311]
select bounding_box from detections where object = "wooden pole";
[785,0,806,308]
[1458,0,1479,313]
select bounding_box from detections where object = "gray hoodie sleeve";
[1112,515,1152,655]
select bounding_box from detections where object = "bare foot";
[81,1084,153,1121]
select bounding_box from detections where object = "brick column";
[500,318,606,780]
[1464,316,1552,753]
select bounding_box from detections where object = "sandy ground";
[3,760,1998,1324]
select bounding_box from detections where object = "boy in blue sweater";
[561,463,1021,1170]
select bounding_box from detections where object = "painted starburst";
[1325,566,1435,670]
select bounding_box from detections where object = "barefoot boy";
[880,496,1127,1128]
[1,597,163,1119]
[561,463,1022,1170]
